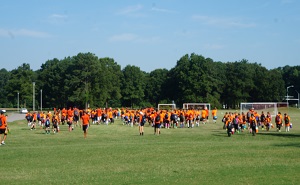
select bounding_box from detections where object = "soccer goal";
[182,103,211,112]
[157,104,176,111]
[240,102,278,117]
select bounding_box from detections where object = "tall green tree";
[0,68,10,107]
[121,65,146,108]
[145,68,169,106]
[5,63,36,109]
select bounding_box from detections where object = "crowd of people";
[0,104,294,148]
[21,106,292,139]
[23,107,218,137]
[222,108,292,136]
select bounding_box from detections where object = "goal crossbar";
[182,103,211,112]
[240,102,278,117]
[157,104,176,111]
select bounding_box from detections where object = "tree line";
[0,52,299,109]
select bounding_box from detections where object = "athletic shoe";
[1,141,5,145]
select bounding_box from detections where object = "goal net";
[240,102,278,117]
[157,104,176,111]
[182,103,211,112]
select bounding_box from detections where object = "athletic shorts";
[140,122,145,126]
[82,125,88,131]
[74,115,79,122]
[0,129,6,135]
[155,124,161,128]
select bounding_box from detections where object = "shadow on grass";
[273,142,300,148]
[259,132,300,138]
[20,128,31,130]
[211,133,230,137]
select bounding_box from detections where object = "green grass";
[1,108,300,185]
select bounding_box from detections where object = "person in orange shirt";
[67,115,74,132]
[265,114,271,131]
[108,109,113,124]
[275,112,283,132]
[129,111,134,127]
[154,111,161,135]
[96,108,102,124]
[205,107,209,123]
[164,110,171,129]
[81,111,90,139]
[239,112,246,131]
[201,109,207,124]
[283,113,291,132]
[30,112,37,130]
[249,114,257,136]
[139,111,146,135]
[0,111,8,145]
[211,107,217,123]
[25,112,33,127]
[52,114,59,134]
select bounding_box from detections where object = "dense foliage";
[1,52,299,109]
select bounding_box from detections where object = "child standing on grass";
[154,111,161,135]
[249,114,257,136]
[275,112,283,132]
[30,112,37,130]
[0,111,8,145]
[81,111,90,139]
[52,115,59,134]
[67,115,73,132]
[284,113,291,132]
[139,112,146,136]
[44,116,51,134]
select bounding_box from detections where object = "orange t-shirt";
[81,114,90,125]
[0,115,7,129]
[212,109,217,117]
[201,110,207,119]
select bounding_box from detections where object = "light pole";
[287,85,294,111]
[40,89,42,111]
[296,90,300,109]
[17,92,19,112]
[33,82,35,111]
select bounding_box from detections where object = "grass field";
[1,108,300,185]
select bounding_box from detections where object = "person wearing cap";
[283,113,291,132]
[0,111,8,145]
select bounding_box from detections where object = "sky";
[0,0,300,72]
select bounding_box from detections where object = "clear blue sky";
[1,0,299,72]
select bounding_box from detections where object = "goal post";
[157,104,176,111]
[240,102,278,117]
[182,103,211,113]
